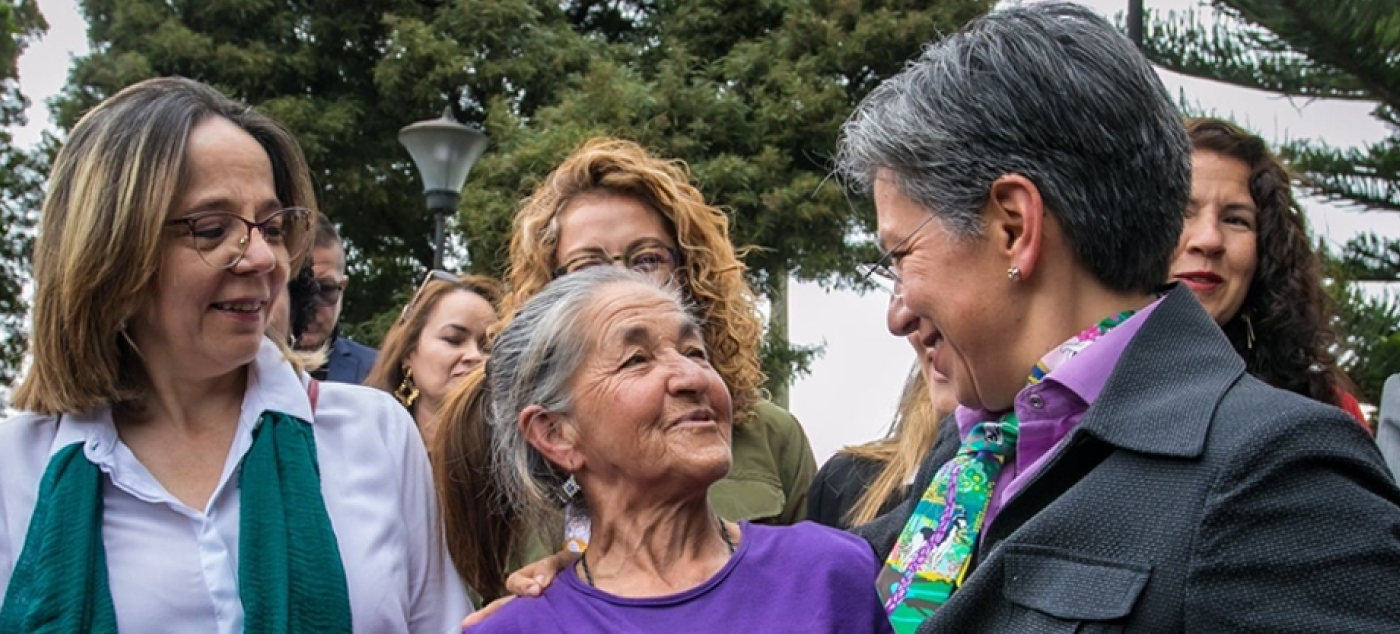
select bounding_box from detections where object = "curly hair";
[497,137,766,423]
[364,272,503,413]
[1185,117,1354,408]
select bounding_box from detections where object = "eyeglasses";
[554,242,682,278]
[860,213,936,295]
[166,207,312,270]
[399,269,461,323]
[315,280,346,307]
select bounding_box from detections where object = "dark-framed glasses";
[554,242,682,278]
[315,280,346,307]
[166,207,312,270]
[860,213,936,295]
[399,269,461,323]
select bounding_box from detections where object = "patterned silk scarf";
[876,311,1135,632]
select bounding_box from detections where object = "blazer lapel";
[977,286,1245,561]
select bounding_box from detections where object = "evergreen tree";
[0,0,46,398]
[1144,0,1400,404]
[51,0,993,393]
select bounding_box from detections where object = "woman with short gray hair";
[463,267,891,634]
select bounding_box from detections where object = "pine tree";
[1144,0,1400,404]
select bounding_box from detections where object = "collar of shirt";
[48,337,316,483]
[955,297,1163,474]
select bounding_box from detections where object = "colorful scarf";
[876,311,1135,632]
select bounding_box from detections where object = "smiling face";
[554,194,679,286]
[565,281,733,498]
[127,116,288,380]
[1169,151,1259,325]
[877,175,1027,412]
[404,288,497,409]
[909,333,959,417]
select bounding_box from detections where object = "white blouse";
[0,339,469,634]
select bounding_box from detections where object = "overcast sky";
[15,0,1400,462]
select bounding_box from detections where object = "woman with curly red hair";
[1168,117,1366,425]
[434,138,817,602]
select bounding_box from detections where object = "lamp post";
[398,107,490,270]
[1127,0,1144,48]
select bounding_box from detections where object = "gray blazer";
[857,287,1400,633]
[1378,374,1400,480]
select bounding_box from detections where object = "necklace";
[581,516,735,587]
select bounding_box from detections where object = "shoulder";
[0,412,60,485]
[744,521,875,565]
[465,585,570,634]
[337,337,378,358]
[746,399,800,429]
[309,382,420,459]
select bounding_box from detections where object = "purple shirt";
[466,522,894,634]
[956,299,1161,536]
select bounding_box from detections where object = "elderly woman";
[472,8,1400,631]
[808,337,957,529]
[1168,117,1366,424]
[436,138,816,601]
[464,266,891,633]
[835,3,1400,633]
[365,271,500,447]
[0,77,466,632]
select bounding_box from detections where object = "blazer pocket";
[1001,544,1150,632]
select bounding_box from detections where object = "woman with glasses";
[365,271,502,447]
[0,77,467,633]
[434,137,817,603]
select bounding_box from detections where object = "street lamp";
[398,107,490,269]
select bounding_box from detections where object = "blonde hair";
[496,137,766,423]
[364,273,502,411]
[840,361,948,526]
[13,77,316,415]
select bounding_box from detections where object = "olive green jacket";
[708,399,817,524]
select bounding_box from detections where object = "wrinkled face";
[1169,151,1259,325]
[877,175,1022,412]
[300,243,346,350]
[909,333,959,418]
[404,288,497,408]
[567,282,733,495]
[129,116,289,380]
[554,194,680,286]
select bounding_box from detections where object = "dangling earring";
[561,474,581,499]
[1007,266,1023,282]
[394,367,420,408]
[1242,314,1255,350]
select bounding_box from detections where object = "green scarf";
[0,410,353,633]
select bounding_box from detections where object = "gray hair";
[836,1,1190,294]
[485,266,692,528]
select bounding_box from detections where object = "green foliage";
[0,0,47,395]
[1144,0,1400,403]
[52,0,992,394]
[1325,235,1400,404]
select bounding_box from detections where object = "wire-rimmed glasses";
[553,241,682,279]
[860,213,936,296]
[165,206,312,270]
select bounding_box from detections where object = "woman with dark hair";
[1168,117,1366,424]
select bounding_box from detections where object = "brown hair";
[363,272,502,413]
[1184,117,1355,408]
[13,77,316,415]
[838,361,949,527]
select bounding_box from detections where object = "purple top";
[466,522,895,634]
[956,299,1161,537]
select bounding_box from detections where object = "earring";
[561,475,581,500]
[1007,266,1022,282]
[1242,314,1255,350]
[394,367,420,408]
